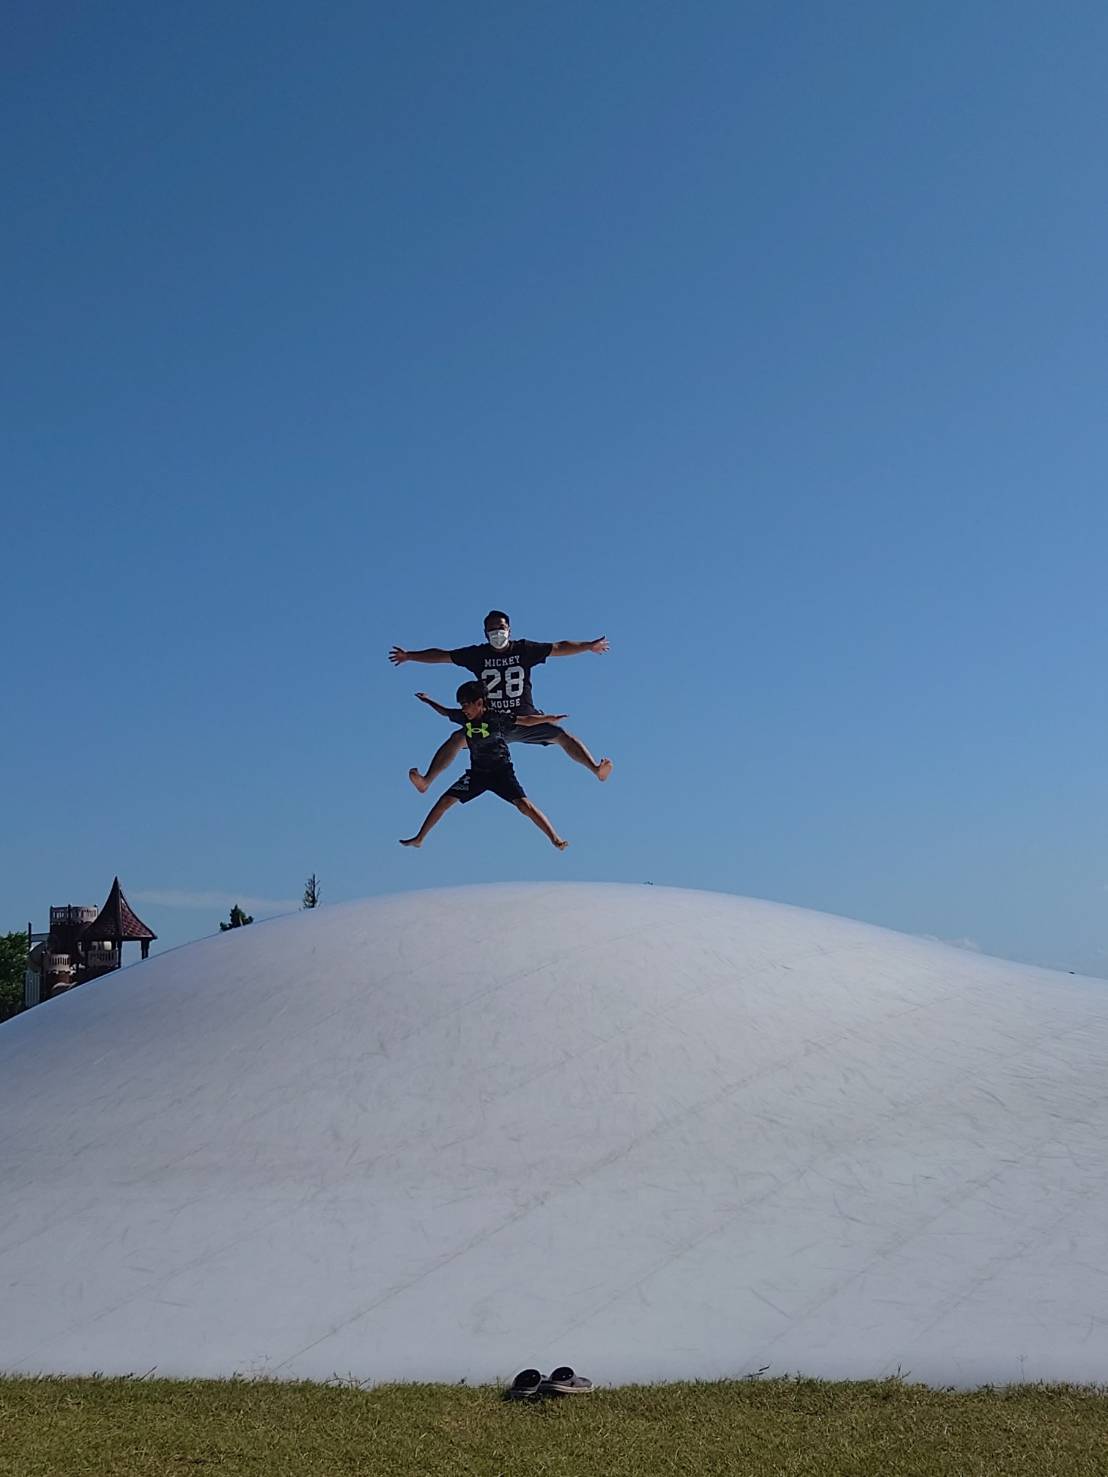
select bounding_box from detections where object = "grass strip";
[2,1374,1108,1476]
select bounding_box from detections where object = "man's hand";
[389,645,452,665]
[551,636,610,658]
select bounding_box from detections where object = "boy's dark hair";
[456,680,487,704]
[484,609,510,630]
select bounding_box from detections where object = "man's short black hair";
[484,609,510,630]
[456,680,487,704]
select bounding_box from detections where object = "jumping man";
[389,609,612,792]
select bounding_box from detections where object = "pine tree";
[219,905,254,931]
[302,874,321,909]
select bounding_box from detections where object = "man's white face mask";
[486,628,511,650]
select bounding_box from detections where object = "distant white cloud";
[133,889,300,915]
[1070,946,1108,980]
[923,934,983,953]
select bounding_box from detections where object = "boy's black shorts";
[445,766,526,805]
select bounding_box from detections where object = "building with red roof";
[24,878,155,1008]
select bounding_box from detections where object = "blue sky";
[5,1,1107,976]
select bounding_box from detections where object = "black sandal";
[540,1366,593,1395]
[504,1368,543,1400]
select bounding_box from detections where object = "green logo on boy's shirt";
[466,721,490,739]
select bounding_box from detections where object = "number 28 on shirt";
[482,665,525,701]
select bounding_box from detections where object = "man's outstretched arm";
[514,712,568,726]
[550,637,609,657]
[389,646,453,665]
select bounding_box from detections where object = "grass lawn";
[3,1374,1108,1476]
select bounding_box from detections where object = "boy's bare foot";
[596,758,613,782]
[408,768,430,794]
[399,836,422,848]
[553,837,569,851]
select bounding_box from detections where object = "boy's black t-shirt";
[445,708,517,770]
[449,639,554,717]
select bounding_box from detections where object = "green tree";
[0,930,29,1023]
[219,905,254,932]
[302,873,321,909]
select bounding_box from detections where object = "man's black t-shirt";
[449,639,554,718]
[445,708,517,770]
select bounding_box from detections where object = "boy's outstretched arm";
[390,646,453,665]
[415,692,463,721]
[550,637,609,657]
[514,712,568,726]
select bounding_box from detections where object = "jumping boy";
[400,683,569,851]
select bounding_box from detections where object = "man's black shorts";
[505,721,562,746]
[445,766,526,805]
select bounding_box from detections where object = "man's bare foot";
[552,837,569,851]
[399,836,422,848]
[596,758,613,782]
[408,768,430,794]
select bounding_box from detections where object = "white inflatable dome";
[3,883,1107,1389]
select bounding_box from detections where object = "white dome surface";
[2,882,1107,1389]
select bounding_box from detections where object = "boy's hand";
[415,692,433,704]
[389,646,409,665]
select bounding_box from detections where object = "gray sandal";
[540,1366,593,1395]
[504,1368,543,1400]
